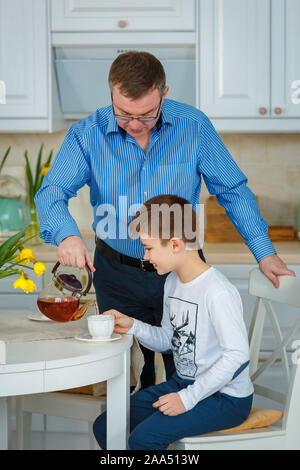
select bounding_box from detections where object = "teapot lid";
[51,261,93,297]
[56,273,83,293]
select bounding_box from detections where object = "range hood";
[53,45,196,119]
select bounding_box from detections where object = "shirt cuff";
[245,234,277,263]
[177,388,193,412]
[53,222,82,246]
[127,319,143,336]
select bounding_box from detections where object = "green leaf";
[3,260,34,271]
[24,150,34,206]
[35,148,54,194]
[0,230,26,265]
[0,269,19,279]
[45,149,53,167]
[33,143,44,194]
[0,146,11,175]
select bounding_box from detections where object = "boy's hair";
[108,51,166,98]
[129,195,201,248]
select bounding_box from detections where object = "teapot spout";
[72,300,97,321]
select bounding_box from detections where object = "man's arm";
[197,114,294,287]
[35,126,95,270]
[35,126,91,246]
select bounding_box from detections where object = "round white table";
[0,332,132,450]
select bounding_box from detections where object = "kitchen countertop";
[203,241,300,264]
[30,231,300,265]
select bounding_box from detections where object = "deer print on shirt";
[170,311,195,356]
[169,297,198,378]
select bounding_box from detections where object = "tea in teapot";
[37,296,80,323]
[37,262,94,322]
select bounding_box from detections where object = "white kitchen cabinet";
[271,0,300,118]
[199,0,270,119]
[0,0,66,133]
[51,0,195,32]
[198,0,300,131]
[0,0,47,119]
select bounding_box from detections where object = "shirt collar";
[106,101,173,138]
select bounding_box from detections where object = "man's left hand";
[259,254,296,288]
[152,393,186,416]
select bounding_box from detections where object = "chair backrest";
[248,268,300,434]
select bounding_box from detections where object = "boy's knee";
[128,429,144,450]
[93,412,107,450]
[128,427,164,450]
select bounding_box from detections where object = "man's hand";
[152,393,186,417]
[259,254,295,288]
[103,309,134,334]
[57,235,95,272]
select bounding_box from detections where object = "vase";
[0,175,30,239]
[26,204,43,245]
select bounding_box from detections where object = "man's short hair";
[129,194,202,249]
[108,51,166,98]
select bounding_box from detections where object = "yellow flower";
[13,270,36,294]
[33,262,46,277]
[41,165,51,176]
[14,248,35,265]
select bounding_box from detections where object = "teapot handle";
[82,265,93,296]
[51,262,93,296]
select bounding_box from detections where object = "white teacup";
[87,314,114,339]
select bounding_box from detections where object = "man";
[35,51,294,388]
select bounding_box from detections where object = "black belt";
[95,237,156,272]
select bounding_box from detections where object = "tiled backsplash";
[0,128,299,230]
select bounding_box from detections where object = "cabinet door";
[51,0,195,32]
[0,0,48,119]
[272,0,300,118]
[199,0,270,118]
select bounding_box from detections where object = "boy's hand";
[152,393,186,416]
[102,309,134,334]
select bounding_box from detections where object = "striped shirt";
[35,99,276,262]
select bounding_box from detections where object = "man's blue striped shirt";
[35,99,276,262]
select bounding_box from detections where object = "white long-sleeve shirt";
[128,266,253,412]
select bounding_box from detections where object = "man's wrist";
[62,235,82,242]
[246,234,277,263]
[54,224,82,246]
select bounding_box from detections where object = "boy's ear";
[170,238,184,252]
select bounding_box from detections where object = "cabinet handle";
[118,20,127,28]
[259,107,267,115]
[274,107,282,115]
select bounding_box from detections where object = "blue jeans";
[93,373,253,450]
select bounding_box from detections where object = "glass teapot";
[37,262,94,322]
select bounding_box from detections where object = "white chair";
[172,268,300,450]
[15,351,164,450]
[15,391,106,450]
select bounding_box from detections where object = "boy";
[93,195,253,450]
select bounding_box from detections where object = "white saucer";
[27,313,52,322]
[74,332,122,343]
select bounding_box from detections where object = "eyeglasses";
[112,95,162,123]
